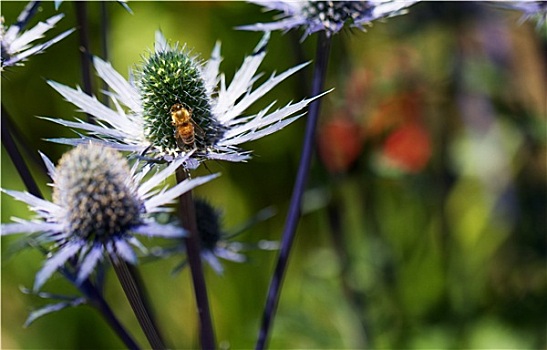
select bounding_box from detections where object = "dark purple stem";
[74,2,94,123]
[1,105,42,198]
[100,1,110,107]
[1,109,47,174]
[176,167,216,350]
[256,32,332,350]
[110,258,166,349]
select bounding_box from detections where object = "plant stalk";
[255,32,332,350]
[1,105,42,198]
[176,167,216,350]
[74,2,94,123]
[111,258,166,349]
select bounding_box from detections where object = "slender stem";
[176,167,216,350]
[74,2,94,123]
[256,32,332,350]
[110,258,166,349]
[1,105,47,174]
[100,1,110,107]
[1,106,42,198]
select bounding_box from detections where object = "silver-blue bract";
[238,0,419,39]
[1,1,74,69]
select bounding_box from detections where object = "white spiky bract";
[1,146,219,291]
[1,2,75,69]
[45,31,325,168]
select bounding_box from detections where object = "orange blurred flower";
[381,121,431,173]
[317,112,364,174]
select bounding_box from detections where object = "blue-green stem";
[256,31,332,350]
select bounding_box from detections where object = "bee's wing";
[192,119,206,136]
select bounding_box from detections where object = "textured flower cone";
[238,0,419,39]
[53,144,142,241]
[140,49,225,156]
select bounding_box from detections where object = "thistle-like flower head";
[490,1,547,28]
[151,199,277,274]
[1,143,218,291]
[138,43,225,158]
[45,31,326,169]
[1,1,74,70]
[238,0,419,39]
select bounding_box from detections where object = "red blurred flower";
[317,113,364,174]
[381,122,431,173]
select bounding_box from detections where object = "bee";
[170,103,203,148]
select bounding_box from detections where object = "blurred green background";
[1,1,546,349]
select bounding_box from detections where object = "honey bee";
[170,103,203,148]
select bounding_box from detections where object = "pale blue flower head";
[1,143,218,291]
[151,199,278,274]
[45,31,327,169]
[490,1,547,28]
[1,1,74,70]
[191,199,278,274]
[238,0,419,39]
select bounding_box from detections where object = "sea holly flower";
[490,1,547,27]
[1,1,74,70]
[45,31,326,169]
[1,143,219,291]
[151,199,278,274]
[238,0,419,39]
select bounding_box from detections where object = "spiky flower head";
[1,143,218,291]
[53,144,142,240]
[1,1,74,70]
[490,1,547,28]
[153,198,277,274]
[194,198,223,252]
[139,45,225,157]
[45,31,326,169]
[238,0,419,39]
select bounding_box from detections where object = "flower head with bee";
[45,31,325,169]
[238,0,419,39]
[1,143,218,291]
